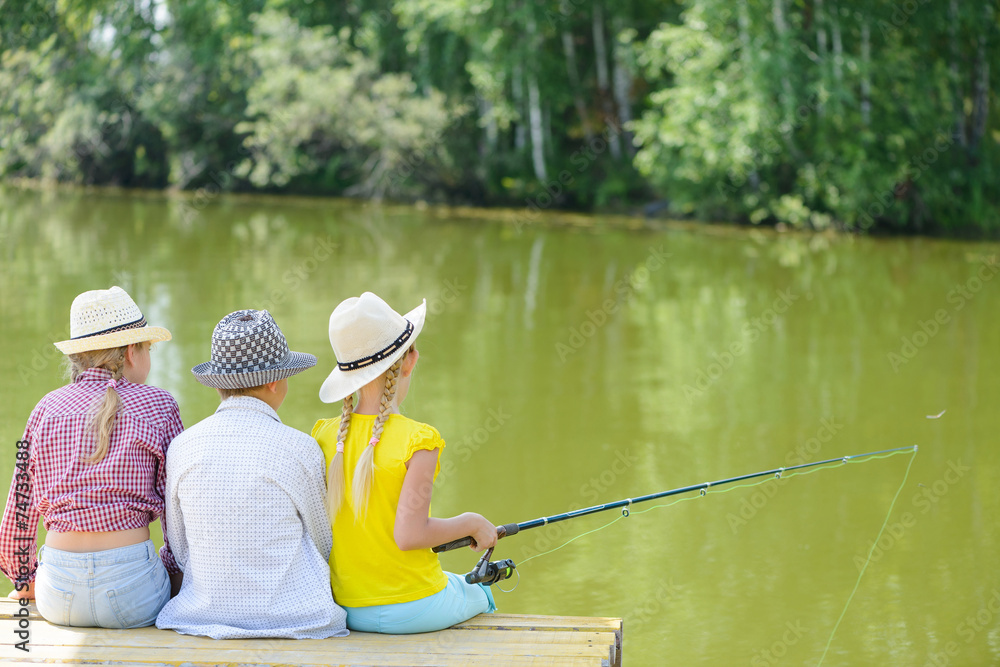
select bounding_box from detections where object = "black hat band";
[337,321,414,371]
[72,316,147,340]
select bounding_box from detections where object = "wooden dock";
[1,598,622,666]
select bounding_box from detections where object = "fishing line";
[518,447,916,571]
[816,447,917,666]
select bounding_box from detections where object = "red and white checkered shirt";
[0,368,184,583]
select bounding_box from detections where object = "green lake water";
[1,186,998,665]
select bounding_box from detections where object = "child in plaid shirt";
[0,287,183,628]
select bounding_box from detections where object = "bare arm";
[7,580,34,600]
[394,449,497,552]
[169,572,183,598]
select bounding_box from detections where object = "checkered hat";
[192,310,317,389]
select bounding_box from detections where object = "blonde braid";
[325,393,353,520]
[351,358,402,519]
[68,346,128,464]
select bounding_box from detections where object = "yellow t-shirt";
[312,413,449,607]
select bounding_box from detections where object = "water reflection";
[0,186,998,665]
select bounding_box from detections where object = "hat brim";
[318,300,426,404]
[192,351,318,389]
[54,326,172,355]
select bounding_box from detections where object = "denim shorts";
[35,540,170,629]
[343,571,496,634]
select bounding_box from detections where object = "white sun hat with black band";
[192,310,317,389]
[319,292,426,404]
[54,286,172,355]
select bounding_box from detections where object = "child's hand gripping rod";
[432,523,520,553]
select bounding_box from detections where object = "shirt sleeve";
[406,424,445,480]
[310,419,336,465]
[0,403,44,585]
[288,436,333,562]
[160,437,188,575]
[157,399,185,575]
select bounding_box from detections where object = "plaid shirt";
[0,368,184,583]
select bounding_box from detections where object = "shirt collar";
[215,396,282,423]
[73,367,130,388]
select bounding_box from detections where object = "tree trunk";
[512,64,526,152]
[815,0,826,115]
[479,96,498,155]
[562,30,595,144]
[738,3,752,69]
[816,0,827,57]
[738,3,760,190]
[949,0,967,146]
[527,70,547,180]
[860,19,871,126]
[611,17,635,158]
[831,4,843,84]
[970,3,991,153]
[772,0,800,156]
[526,15,547,181]
[592,3,622,160]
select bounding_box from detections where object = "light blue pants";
[34,540,170,628]
[344,571,496,634]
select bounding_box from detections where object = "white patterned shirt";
[156,397,348,639]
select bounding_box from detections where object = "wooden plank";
[456,613,623,667]
[456,614,622,631]
[17,633,612,660]
[21,623,617,651]
[0,599,622,667]
[3,644,608,666]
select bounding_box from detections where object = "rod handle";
[433,523,519,553]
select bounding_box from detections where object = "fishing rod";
[434,445,917,585]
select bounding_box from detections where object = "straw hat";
[192,310,317,389]
[54,286,172,355]
[319,292,426,403]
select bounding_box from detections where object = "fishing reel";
[465,546,517,586]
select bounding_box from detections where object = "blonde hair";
[326,346,412,521]
[66,344,142,464]
[216,386,261,400]
[324,392,352,520]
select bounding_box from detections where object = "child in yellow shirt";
[313,292,498,633]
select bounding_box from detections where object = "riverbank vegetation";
[0,1,996,233]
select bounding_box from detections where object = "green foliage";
[633,0,999,232]
[0,0,995,232]
[235,10,457,198]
